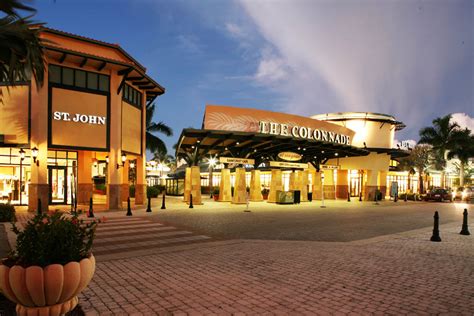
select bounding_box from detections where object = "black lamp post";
[19,148,25,205]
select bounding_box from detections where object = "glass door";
[349,170,361,197]
[48,166,67,204]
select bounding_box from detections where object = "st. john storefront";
[175,105,407,205]
[0,27,164,211]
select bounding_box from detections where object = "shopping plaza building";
[0,27,164,211]
[174,105,416,204]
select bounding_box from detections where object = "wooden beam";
[59,53,67,63]
[97,61,106,71]
[79,57,88,68]
[117,68,133,94]
[127,76,144,81]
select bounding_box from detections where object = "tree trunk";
[419,173,424,194]
[441,171,445,188]
[459,162,464,187]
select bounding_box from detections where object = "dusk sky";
[33,0,473,154]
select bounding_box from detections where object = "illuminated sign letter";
[269,122,279,135]
[321,130,328,142]
[313,129,321,140]
[98,117,106,125]
[291,126,299,138]
[280,124,289,136]
[89,115,98,124]
[329,132,335,142]
[299,127,308,139]
[259,121,269,134]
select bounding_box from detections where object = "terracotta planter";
[213,194,219,201]
[262,193,269,200]
[0,255,95,316]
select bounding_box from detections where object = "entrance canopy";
[176,105,370,168]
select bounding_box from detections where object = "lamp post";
[321,172,326,208]
[31,146,39,166]
[208,157,216,198]
[19,148,25,205]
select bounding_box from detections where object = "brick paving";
[93,217,214,261]
[77,221,474,315]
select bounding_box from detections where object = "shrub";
[7,211,98,267]
[129,185,135,198]
[147,186,160,198]
[213,188,220,195]
[261,188,270,195]
[0,204,15,222]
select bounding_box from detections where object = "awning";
[176,128,370,167]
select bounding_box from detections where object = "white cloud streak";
[238,0,473,135]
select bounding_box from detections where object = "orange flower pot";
[0,255,95,316]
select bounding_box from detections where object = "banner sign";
[269,161,308,169]
[320,165,341,170]
[203,105,354,146]
[219,157,255,165]
[278,152,302,161]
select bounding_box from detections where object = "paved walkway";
[76,221,473,315]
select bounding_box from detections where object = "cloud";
[451,113,474,132]
[238,0,473,138]
[176,34,202,54]
[225,23,246,38]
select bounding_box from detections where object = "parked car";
[461,187,473,202]
[424,188,452,202]
[453,187,464,201]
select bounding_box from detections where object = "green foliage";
[0,203,15,222]
[147,185,163,198]
[94,183,106,192]
[146,103,173,154]
[398,193,421,201]
[213,187,220,195]
[261,188,270,195]
[129,185,135,198]
[8,212,98,267]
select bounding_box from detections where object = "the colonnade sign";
[269,161,308,169]
[203,105,355,145]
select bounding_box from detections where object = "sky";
[31,0,473,155]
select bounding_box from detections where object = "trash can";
[294,190,301,204]
[308,192,313,202]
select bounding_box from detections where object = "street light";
[208,156,217,198]
[31,147,39,166]
[19,149,25,205]
[320,172,326,208]
[116,153,127,169]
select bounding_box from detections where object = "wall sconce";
[129,160,135,169]
[105,156,109,164]
[31,147,39,166]
[19,148,25,161]
[117,153,127,169]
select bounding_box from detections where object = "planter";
[0,254,95,316]
[213,194,219,201]
[262,193,269,200]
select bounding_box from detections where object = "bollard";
[146,196,152,212]
[126,197,133,216]
[37,198,42,215]
[359,192,362,202]
[430,211,442,242]
[394,193,398,202]
[460,209,470,236]
[88,197,94,218]
[161,190,166,210]
[189,194,194,209]
[347,192,351,202]
[374,192,379,205]
[404,193,408,202]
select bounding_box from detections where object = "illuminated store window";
[123,84,142,108]
[48,65,109,93]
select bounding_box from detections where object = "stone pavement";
[77,221,474,315]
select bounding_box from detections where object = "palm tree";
[0,0,45,87]
[446,128,474,187]
[398,144,431,193]
[146,103,172,154]
[418,114,461,187]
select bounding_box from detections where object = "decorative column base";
[107,184,122,210]
[364,185,378,201]
[336,185,349,199]
[28,183,49,212]
[77,183,93,204]
[323,185,336,200]
[135,184,145,205]
[121,184,129,202]
[16,296,78,316]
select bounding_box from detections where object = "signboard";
[320,165,341,170]
[50,87,108,150]
[203,105,354,145]
[278,152,302,161]
[219,157,255,165]
[0,85,29,145]
[269,161,308,169]
[390,181,398,197]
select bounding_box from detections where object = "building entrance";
[48,166,67,204]
[349,170,361,197]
